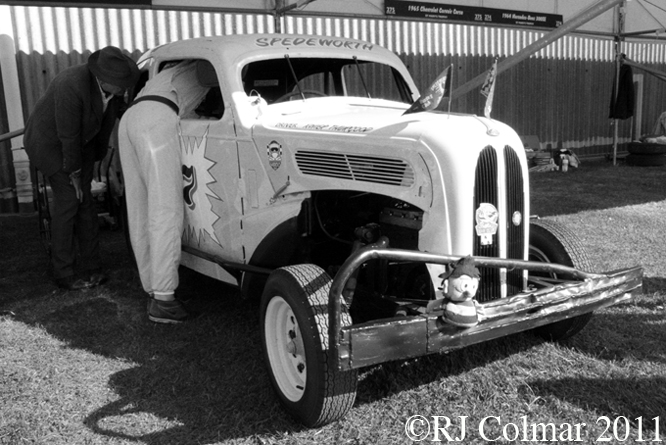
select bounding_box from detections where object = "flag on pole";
[403,64,452,115]
[480,57,498,119]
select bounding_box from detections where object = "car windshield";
[242,57,413,105]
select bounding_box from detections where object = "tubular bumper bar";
[328,241,643,371]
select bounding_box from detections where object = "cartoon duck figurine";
[438,256,481,328]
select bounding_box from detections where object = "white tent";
[574,0,666,38]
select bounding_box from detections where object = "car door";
[177,59,243,263]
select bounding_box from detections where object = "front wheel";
[260,264,358,427]
[529,219,593,341]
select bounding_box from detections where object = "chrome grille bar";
[473,146,500,302]
[504,145,526,296]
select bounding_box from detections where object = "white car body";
[139,34,525,290]
[134,34,641,427]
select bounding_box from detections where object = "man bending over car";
[118,60,212,324]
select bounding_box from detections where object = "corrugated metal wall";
[7,4,666,156]
[9,7,278,115]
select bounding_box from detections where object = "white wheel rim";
[265,296,306,402]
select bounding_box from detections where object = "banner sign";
[385,0,563,29]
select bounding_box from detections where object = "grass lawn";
[1,159,665,444]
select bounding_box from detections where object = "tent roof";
[273,0,666,39]
[574,0,666,37]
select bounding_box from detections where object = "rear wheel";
[529,219,593,341]
[260,264,358,427]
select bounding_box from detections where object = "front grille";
[505,146,525,295]
[295,150,415,187]
[473,146,500,302]
[472,145,525,302]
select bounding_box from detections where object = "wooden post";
[0,25,31,213]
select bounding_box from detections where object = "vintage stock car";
[133,34,642,427]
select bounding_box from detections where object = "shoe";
[85,269,107,287]
[55,275,93,291]
[147,298,189,324]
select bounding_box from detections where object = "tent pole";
[451,0,624,99]
[275,0,317,32]
[612,44,619,165]
[623,58,666,82]
[274,0,282,33]
[612,1,626,166]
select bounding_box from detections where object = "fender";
[241,214,307,299]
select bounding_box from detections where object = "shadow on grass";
[642,276,666,297]
[355,333,543,405]
[29,270,307,443]
[527,376,666,432]
[76,270,315,443]
[83,276,666,444]
[0,215,296,442]
[74,294,559,443]
[2,213,665,443]
[565,284,666,367]
[355,281,666,419]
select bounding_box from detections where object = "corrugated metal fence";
[7,4,666,154]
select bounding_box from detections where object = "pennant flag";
[481,57,498,119]
[403,64,452,115]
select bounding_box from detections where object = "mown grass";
[1,159,665,445]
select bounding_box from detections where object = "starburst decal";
[180,127,222,246]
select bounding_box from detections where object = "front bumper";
[328,243,643,371]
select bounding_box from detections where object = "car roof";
[149,33,402,67]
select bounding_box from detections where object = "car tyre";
[626,153,666,167]
[627,142,666,155]
[260,264,358,427]
[528,219,593,341]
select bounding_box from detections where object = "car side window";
[192,60,224,120]
[151,59,225,120]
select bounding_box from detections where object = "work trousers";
[118,101,183,295]
[48,158,100,279]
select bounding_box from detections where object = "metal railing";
[0,128,28,214]
[0,128,24,143]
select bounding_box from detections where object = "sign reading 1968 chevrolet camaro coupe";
[134,34,642,427]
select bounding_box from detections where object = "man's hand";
[69,170,83,202]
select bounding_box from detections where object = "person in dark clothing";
[24,46,139,290]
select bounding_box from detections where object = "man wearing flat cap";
[24,46,140,290]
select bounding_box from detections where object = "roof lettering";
[255,37,374,51]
